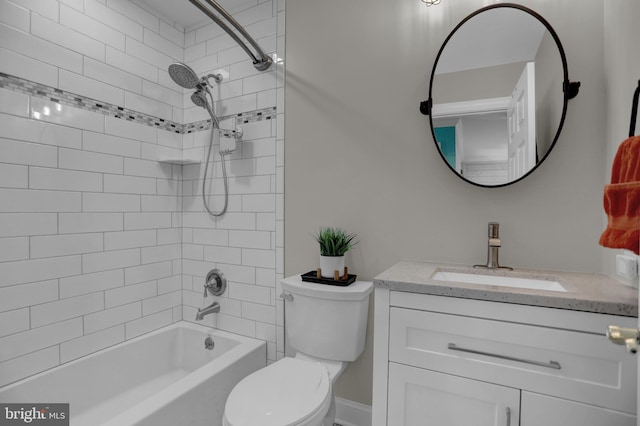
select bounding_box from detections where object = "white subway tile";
[217,45,247,67]
[0,114,82,149]
[59,213,123,234]
[84,57,142,95]
[141,244,180,264]
[242,248,275,268]
[82,248,140,274]
[29,167,103,192]
[191,228,228,246]
[125,309,172,339]
[0,309,29,338]
[60,148,124,175]
[31,13,105,61]
[0,164,28,189]
[106,280,156,309]
[124,212,172,230]
[229,230,270,249]
[104,115,157,144]
[0,188,81,213]
[157,228,181,245]
[156,177,181,196]
[256,267,276,287]
[142,79,182,110]
[215,263,255,284]
[0,346,59,388]
[242,302,275,324]
[159,20,184,47]
[84,302,141,334]
[59,69,125,108]
[257,88,276,110]
[124,157,172,179]
[0,47,58,87]
[83,193,141,213]
[255,322,276,342]
[83,130,142,158]
[125,37,171,70]
[183,244,203,261]
[0,279,58,312]
[143,27,182,61]
[257,212,276,231]
[31,293,104,328]
[124,260,172,285]
[31,98,104,133]
[215,212,257,230]
[141,195,180,212]
[124,91,173,121]
[104,229,156,251]
[60,269,124,299]
[157,275,181,294]
[107,0,160,32]
[229,282,270,305]
[9,0,58,20]
[142,291,181,316]
[0,1,29,32]
[59,0,83,11]
[256,156,276,175]
[0,256,81,287]
[0,318,82,363]
[105,46,157,82]
[31,233,103,259]
[60,4,125,51]
[0,88,29,116]
[0,236,28,262]
[216,313,255,338]
[242,194,276,212]
[61,324,124,363]
[85,0,143,41]
[185,42,206,62]
[182,259,214,278]
[104,174,156,195]
[0,213,57,238]
[204,245,242,265]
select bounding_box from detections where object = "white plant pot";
[319,255,345,279]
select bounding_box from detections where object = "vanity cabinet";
[372,289,637,426]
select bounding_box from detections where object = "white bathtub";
[0,322,266,426]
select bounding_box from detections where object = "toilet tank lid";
[281,275,373,301]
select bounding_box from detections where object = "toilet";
[222,274,373,426]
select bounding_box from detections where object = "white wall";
[286,0,608,405]
[0,0,283,386]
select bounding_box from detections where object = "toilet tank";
[281,275,373,362]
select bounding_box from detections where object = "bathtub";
[0,322,266,426]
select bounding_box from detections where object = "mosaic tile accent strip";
[0,72,276,135]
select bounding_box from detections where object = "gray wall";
[286,0,609,405]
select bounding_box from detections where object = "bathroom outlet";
[616,253,638,281]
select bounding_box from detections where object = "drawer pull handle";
[447,343,561,370]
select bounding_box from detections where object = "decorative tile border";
[0,72,276,135]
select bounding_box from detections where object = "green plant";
[314,227,358,256]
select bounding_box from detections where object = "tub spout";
[196,301,220,321]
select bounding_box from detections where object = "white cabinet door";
[521,392,635,426]
[388,362,520,426]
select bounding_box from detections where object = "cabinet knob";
[606,325,639,354]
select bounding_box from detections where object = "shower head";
[168,62,201,89]
[192,88,220,128]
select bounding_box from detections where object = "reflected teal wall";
[434,126,456,169]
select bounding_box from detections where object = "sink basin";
[431,270,567,292]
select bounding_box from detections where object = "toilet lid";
[224,357,331,426]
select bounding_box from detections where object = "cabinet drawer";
[389,307,636,414]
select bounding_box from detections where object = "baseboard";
[335,397,372,426]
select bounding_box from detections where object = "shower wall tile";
[0,0,284,385]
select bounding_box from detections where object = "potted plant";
[314,226,358,279]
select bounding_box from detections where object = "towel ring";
[630,80,640,137]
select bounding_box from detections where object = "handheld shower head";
[168,62,201,89]
[192,88,220,128]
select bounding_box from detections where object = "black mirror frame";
[421,3,580,188]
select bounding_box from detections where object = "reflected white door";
[507,62,536,180]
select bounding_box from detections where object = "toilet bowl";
[222,357,335,426]
[222,275,373,426]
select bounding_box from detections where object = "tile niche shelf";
[157,155,201,165]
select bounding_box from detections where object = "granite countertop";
[374,261,638,317]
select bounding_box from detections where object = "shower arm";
[188,0,273,71]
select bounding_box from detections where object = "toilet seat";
[223,357,332,426]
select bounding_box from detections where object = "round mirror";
[422,4,580,187]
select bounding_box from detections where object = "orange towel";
[599,135,640,255]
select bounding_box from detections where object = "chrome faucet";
[196,301,220,321]
[474,222,513,271]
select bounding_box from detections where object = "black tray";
[300,271,357,286]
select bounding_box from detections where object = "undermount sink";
[431,270,567,292]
